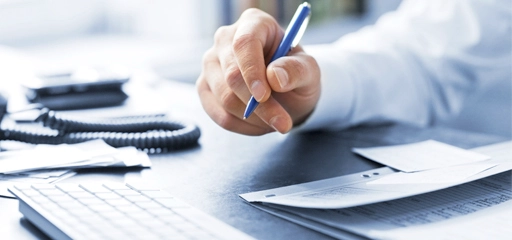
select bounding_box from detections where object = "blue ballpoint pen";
[243,2,311,119]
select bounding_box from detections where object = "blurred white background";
[0,0,399,81]
[0,0,509,137]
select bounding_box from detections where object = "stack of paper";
[0,140,151,197]
[351,140,495,184]
[240,140,512,239]
[353,139,491,172]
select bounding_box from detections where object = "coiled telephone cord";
[0,108,200,153]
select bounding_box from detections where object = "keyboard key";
[99,210,128,220]
[108,217,139,227]
[103,182,132,191]
[114,204,145,214]
[156,198,189,208]
[77,197,105,206]
[126,182,161,191]
[48,209,73,219]
[67,191,95,199]
[123,194,151,203]
[134,201,163,209]
[125,211,154,220]
[88,204,117,213]
[79,183,111,193]
[31,184,57,190]
[13,184,32,190]
[27,195,52,204]
[70,208,98,218]
[147,207,178,217]
[55,201,85,210]
[38,188,65,196]
[113,189,141,196]
[48,195,76,203]
[94,192,122,200]
[104,198,132,206]
[141,190,174,199]
[158,214,187,224]
[56,183,86,192]
[137,218,169,229]
[19,189,42,197]
[38,202,61,211]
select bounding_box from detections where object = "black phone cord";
[0,108,200,153]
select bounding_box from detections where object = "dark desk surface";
[0,80,508,239]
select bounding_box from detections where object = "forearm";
[296,0,511,132]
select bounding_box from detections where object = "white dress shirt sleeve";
[295,0,511,132]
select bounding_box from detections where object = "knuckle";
[302,54,321,81]
[240,63,259,77]
[201,50,219,75]
[287,58,307,80]
[219,90,239,110]
[213,26,230,45]
[201,48,215,65]
[240,8,263,19]
[303,54,318,68]
[232,33,255,53]
[195,74,205,89]
[216,114,232,130]
[240,8,274,22]
[224,66,242,87]
[212,111,234,131]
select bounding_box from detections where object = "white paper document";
[256,172,511,239]
[373,196,512,240]
[0,140,117,174]
[366,162,497,185]
[240,141,512,239]
[352,140,490,172]
[0,140,150,174]
[0,140,151,198]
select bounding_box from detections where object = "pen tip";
[243,117,247,120]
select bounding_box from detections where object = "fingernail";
[269,116,287,134]
[273,67,288,88]
[251,80,267,102]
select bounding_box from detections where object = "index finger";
[232,9,282,103]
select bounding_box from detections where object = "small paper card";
[366,163,497,185]
[352,140,491,172]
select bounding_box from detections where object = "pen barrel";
[269,3,311,63]
[270,45,291,62]
[244,3,310,119]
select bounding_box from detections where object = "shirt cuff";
[292,44,356,133]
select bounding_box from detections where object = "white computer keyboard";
[8,182,254,240]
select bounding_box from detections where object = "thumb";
[266,48,320,96]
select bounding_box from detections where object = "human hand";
[196,8,320,135]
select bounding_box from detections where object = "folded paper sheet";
[241,141,510,209]
[0,140,150,174]
[366,162,497,185]
[0,140,151,197]
[240,141,512,239]
[352,140,490,172]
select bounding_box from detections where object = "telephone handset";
[22,66,130,110]
[0,94,200,153]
